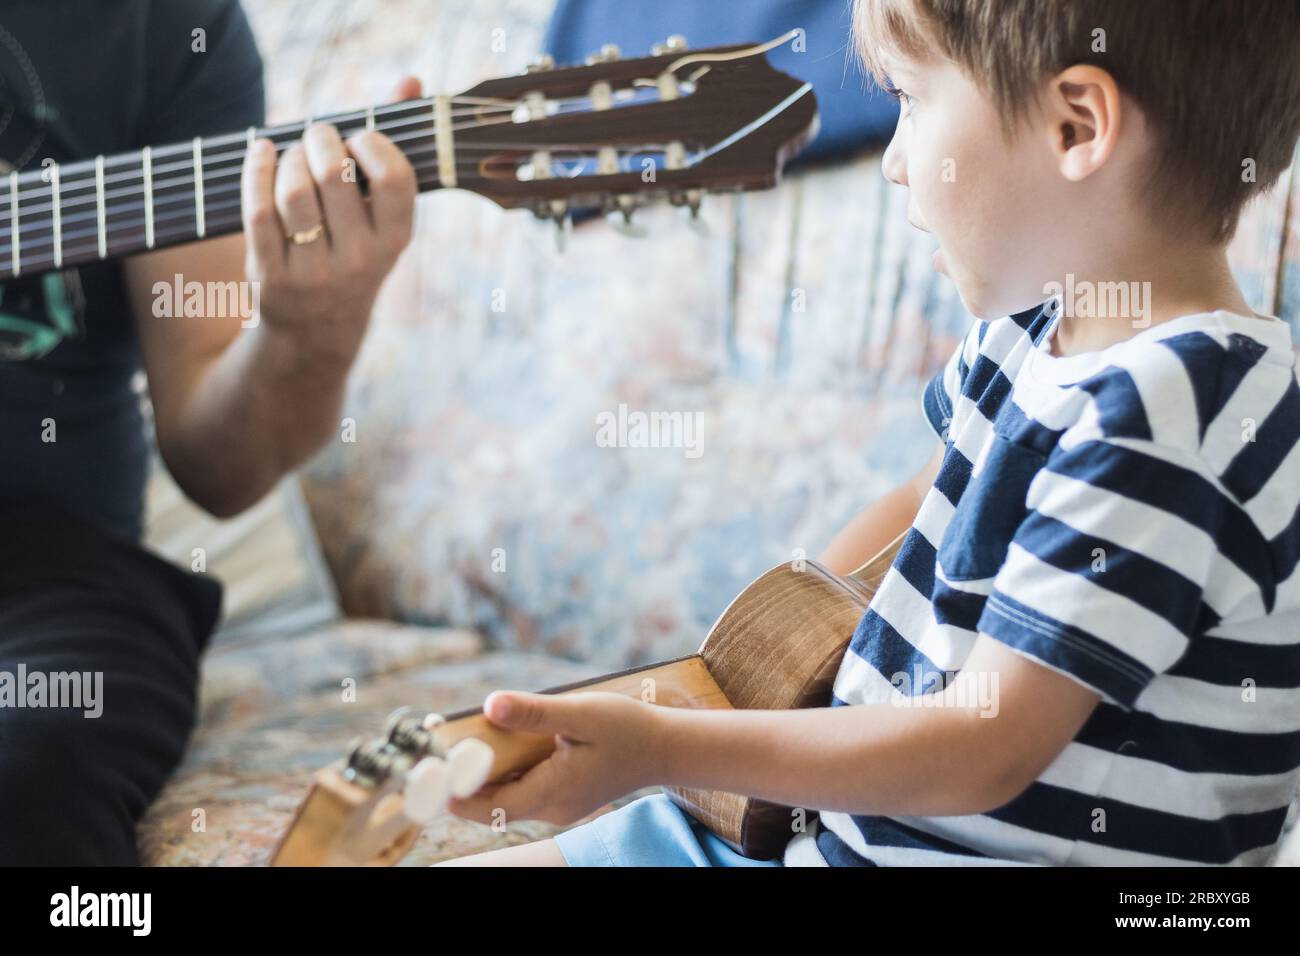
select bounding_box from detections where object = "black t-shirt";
[0,0,264,539]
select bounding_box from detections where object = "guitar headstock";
[446,32,819,227]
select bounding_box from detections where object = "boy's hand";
[446,691,667,827]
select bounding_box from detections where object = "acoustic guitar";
[271,530,906,865]
[0,32,817,281]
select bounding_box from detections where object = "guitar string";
[0,138,672,264]
[0,135,670,259]
[0,122,631,215]
[0,39,800,265]
[0,85,671,208]
[0,37,798,264]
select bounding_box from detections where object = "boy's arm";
[819,443,944,574]
[654,634,1100,816]
[448,634,1101,825]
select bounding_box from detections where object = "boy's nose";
[881,130,908,187]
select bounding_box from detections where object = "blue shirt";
[787,305,1300,866]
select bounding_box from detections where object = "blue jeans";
[553,793,784,867]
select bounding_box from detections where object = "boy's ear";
[1044,64,1122,182]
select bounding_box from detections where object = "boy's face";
[879,51,1066,320]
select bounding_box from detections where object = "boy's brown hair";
[853,0,1300,242]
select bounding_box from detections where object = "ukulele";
[271,530,906,865]
[0,32,817,281]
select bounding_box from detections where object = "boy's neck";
[1049,240,1257,358]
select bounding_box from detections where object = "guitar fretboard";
[0,98,457,281]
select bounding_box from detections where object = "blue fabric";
[553,793,783,867]
[544,0,898,166]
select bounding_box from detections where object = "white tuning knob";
[403,757,452,825]
[421,712,446,731]
[447,738,495,798]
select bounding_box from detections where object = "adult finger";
[274,142,327,246]
[240,138,286,273]
[345,131,416,251]
[303,123,371,250]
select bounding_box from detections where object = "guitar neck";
[0,98,452,281]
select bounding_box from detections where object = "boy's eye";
[883,83,915,110]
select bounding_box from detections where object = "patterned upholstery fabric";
[137,0,1300,865]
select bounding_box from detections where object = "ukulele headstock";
[270,708,493,866]
[448,32,819,227]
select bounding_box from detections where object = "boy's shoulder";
[980,308,1299,475]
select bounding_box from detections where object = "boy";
[441,0,1300,866]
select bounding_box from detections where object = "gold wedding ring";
[288,222,326,245]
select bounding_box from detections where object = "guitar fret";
[142,146,155,249]
[51,162,61,269]
[366,105,375,131]
[95,155,107,259]
[433,95,456,188]
[9,171,19,277]
[193,138,206,238]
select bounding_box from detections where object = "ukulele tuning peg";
[446,738,495,799]
[652,35,688,56]
[403,756,452,825]
[525,54,556,73]
[586,44,622,65]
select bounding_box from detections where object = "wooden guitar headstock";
[447,32,819,224]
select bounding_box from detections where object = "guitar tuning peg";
[684,206,711,238]
[421,712,446,731]
[586,44,621,65]
[672,189,709,237]
[607,209,648,238]
[525,54,555,73]
[553,212,573,252]
[605,196,648,238]
[446,738,495,799]
[536,199,571,252]
[652,35,688,55]
[403,757,452,825]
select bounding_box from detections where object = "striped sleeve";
[922,319,982,443]
[976,438,1231,708]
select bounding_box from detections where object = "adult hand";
[239,76,422,368]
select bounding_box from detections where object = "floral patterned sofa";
[136,0,1300,865]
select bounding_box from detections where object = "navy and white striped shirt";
[787,306,1300,866]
